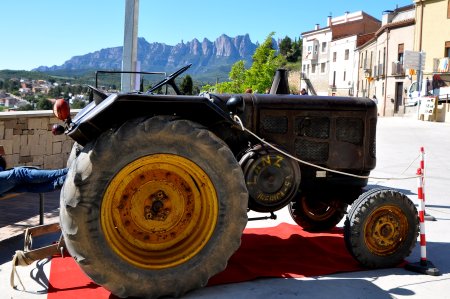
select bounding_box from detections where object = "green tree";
[17,103,34,111]
[49,85,63,98]
[71,99,87,109]
[180,75,193,95]
[245,32,285,93]
[287,38,302,63]
[279,36,293,57]
[228,60,246,92]
[36,97,53,110]
[212,32,285,94]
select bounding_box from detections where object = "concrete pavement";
[1,116,450,298]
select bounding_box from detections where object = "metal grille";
[261,116,288,134]
[295,139,329,162]
[295,117,330,139]
[336,117,363,145]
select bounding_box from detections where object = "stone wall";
[0,110,75,169]
[288,71,301,94]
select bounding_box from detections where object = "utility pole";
[121,0,139,92]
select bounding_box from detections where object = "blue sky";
[0,0,413,71]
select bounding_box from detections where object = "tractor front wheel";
[344,189,419,268]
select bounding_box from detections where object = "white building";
[301,11,381,96]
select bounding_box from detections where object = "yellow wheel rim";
[101,154,218,269]
[364,205,408,256]
[300,196,336,221]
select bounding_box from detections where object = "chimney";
[314,24,320,30]
[344,11,349,22]
[327,15,332,26]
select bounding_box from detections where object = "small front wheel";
[344,189,419,268]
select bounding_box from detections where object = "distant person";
[372,95,378,104]
[245,88,253,94]
[0,148,67,195]
[301,88,308,95]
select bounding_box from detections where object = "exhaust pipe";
[269,69,290,95]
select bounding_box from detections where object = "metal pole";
[417,52,423,119]
[121,0,139,92]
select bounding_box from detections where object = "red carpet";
[48,222,363,299]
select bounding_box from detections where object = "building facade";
[301,24,332,95]
[414,0,450,78]
[301,11,381,96]
[355,5,416,116]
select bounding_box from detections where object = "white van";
[405,74,450,106]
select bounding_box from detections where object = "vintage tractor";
[50,65,419,298]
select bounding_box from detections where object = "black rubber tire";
[344,187,391,257]
[344,189,419,268]
[288,192,348,232]
[60,116,248,298]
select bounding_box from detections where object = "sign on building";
[403,50,426,70]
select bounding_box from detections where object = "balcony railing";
[392,62,405,76]
[434,57,449,73]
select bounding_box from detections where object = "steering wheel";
[146,64,192,95]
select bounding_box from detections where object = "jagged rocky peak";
[33,34,258,75]
[214,34,237,57]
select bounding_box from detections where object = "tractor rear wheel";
[60,116,248,298]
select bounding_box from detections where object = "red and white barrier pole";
[420,147,426,209]
[404,155,439,275]
[420,146,425,173]
[419,147,436,221]
[417,168,427,265]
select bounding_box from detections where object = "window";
[314,44,319,54]
[445,41,450,57]
[398,43,404,63]
[448,0,450,18]
[343,71,346,81]
[333,52,337,62]
[332,71,336,87]
[322,42,327,52]
[345,49,349,60]
[312,64,316,73]
[321,63,326,73]
[364,50,368,68]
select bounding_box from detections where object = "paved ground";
[0,116,450,298]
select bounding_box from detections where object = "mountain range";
[34,34,261,81]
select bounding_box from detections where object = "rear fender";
[67,93,235,146]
